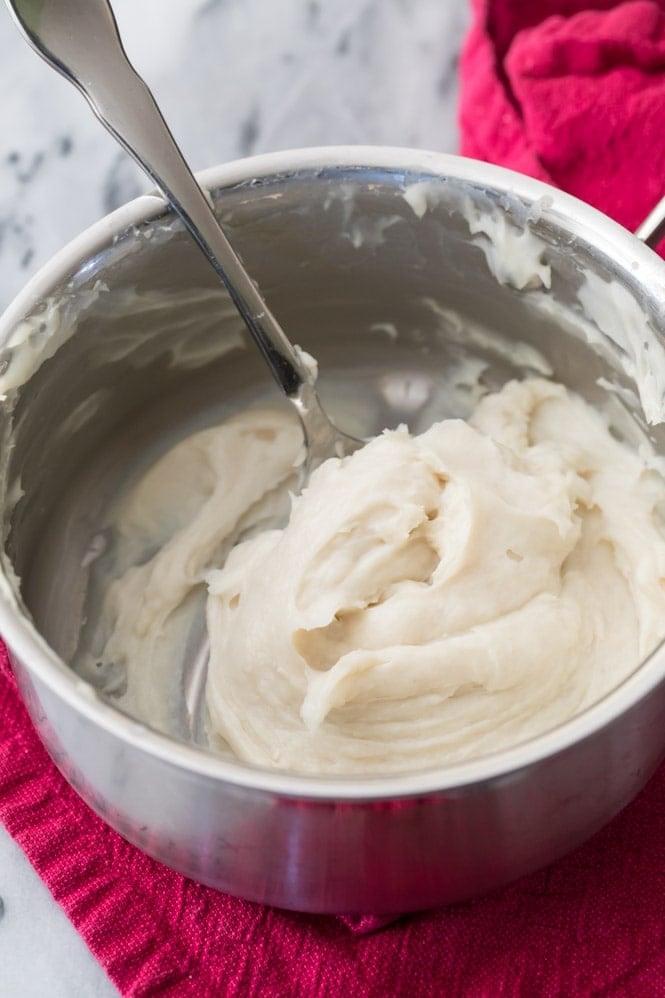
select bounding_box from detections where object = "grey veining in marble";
[0,0,467,311]
[0,825,118,997]
[0,0,468,994]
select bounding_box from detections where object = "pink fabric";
[460,0,665,234]
[5,2,665,993]
[5,645,665,995]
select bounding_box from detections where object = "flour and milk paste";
[86,378,665,774]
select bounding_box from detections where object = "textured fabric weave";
[460,0,665,234]
[4,1,665,993]
[4,647,665,995]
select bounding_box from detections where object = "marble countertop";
[0,0,468,994]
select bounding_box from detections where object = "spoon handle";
[7,0,312,398]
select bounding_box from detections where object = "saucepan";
[2,146,665,914]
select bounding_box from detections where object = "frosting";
[82,378,665,775]
[404,181,552,290]
[404,178,665,425]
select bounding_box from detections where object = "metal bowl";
[2,147,665,914]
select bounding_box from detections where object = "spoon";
[5,0,362,473]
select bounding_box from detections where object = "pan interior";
[4,164,665,758]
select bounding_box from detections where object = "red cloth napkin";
[5,1,665,994]
[460,0,665,233]
[5,646,665,997]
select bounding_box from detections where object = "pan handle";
[635,197,665,248]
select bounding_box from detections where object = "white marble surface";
[0,0,468,994]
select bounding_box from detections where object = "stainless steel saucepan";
[2,147,665,914]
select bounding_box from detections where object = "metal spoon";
[5,0,361,473]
